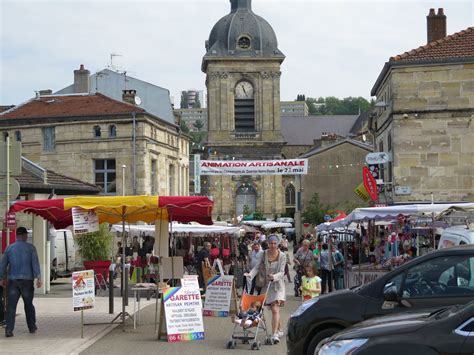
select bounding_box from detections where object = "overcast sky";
[1,0,472,106]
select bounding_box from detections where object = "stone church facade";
[201,0,291,219]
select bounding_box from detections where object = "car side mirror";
[383,285,399,302]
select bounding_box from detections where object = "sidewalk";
[0,280,156,355]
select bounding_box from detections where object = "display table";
[132,283,159,329]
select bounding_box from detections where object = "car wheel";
[307,327,341,355]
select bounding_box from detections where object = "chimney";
[122,89,137,105]
[73,64,90,93]
[427,8,446,44]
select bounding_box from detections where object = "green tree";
[194,96,201,108]
[193,119,204,132]
[302,96,372,115]
[242,204,251,217]
[302,193,332,226]
[180,120,190,134]
[180,91,189,109]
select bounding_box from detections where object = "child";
[231,301,262,328]
[301,264,321,301]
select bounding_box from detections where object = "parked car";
[438,225,474,249]
[318,301,474,354]
[287,245,474,355]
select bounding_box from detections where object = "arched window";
[108,125,116,138]
[285,184,296,206]
[94,125,101,138]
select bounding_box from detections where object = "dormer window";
[109,125,116,138]
[237,35,251,49]
[94,125,101,138]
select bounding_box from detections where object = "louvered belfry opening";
[234,98,255,131]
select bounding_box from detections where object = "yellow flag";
[354,182,370,202]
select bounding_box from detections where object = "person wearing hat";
[0,227,41,337]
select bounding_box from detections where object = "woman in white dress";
[245,235,286,344]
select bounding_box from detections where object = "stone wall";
[375,62,474,202]
[1,114,189,197]
[302,142,371,206]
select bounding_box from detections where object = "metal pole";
[6,135,10,247]
[122,206,127,330]
[132,112,137,195]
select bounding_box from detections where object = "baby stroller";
[226,279,273,350]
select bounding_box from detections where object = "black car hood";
[333,311,432,339]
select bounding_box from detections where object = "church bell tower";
[202,0,286,219]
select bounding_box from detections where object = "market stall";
[9,195,214,325]
[319,203,474,287]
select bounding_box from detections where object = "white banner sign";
[194,154,201,193]
[72,270,95,311]
[203,275,234,317]
[199,159,308,175]
[72,207,100,235]
[163,285,204,342]
[365,152,392,165]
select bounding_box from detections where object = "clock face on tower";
[235,81,254,99]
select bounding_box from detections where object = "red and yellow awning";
[10,195,213,229]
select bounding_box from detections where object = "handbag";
[255,251,266,287]
[210,247,220,257]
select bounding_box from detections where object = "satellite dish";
[134,95,142,106]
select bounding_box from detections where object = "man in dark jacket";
[0,227,42,337]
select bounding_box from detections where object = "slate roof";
[203,0,284,70]
[281,115,359,146]
[300,138,373,159]
[390,27,474,62]
[0,93,145,120]
[14,160,101,195]
[55,68,175,124]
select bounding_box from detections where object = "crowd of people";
[223,230,347,344]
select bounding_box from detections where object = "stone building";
[0,91,189,197]
[371,9,474,203]
[202,0,287,219]
[300,138,373,206]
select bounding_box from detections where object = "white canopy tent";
[317,203,474,231]
[261,222,292,229]
[111,223,241,237]
[242,220,274,227]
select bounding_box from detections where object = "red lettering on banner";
[362,166,378,202]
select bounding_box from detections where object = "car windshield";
[431,301,474,320]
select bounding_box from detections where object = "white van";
[438,225,474,249]
[50,229,76,280]
[27,229,76,280]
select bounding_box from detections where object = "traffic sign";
[0,140,22,175]
[0,178,20,200]
[365,152,391,165]
[5,213,16,228]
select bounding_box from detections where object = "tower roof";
[203,0,284,70]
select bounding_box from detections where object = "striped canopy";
[9,195,214,229]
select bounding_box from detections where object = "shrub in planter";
[76,223,113,280]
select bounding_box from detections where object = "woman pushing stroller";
[244,235,286,344]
